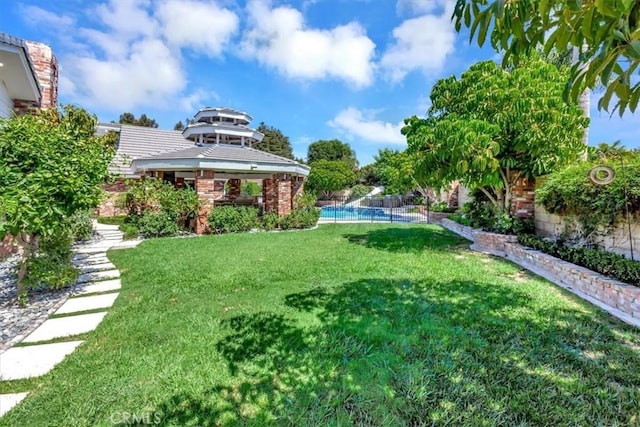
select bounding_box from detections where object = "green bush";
[429,201,450,212]
[97,215,127,226]
[460,201,534,235]
[24,231,78,290]
[447,213,471,226]
[67,210,94,241]
[208,206,259,234]
[120,223,139,240]
[279,207,321,230]
[518,234,640,286]
[536,157,640,240]
[137,211,180,238]
[122,179,200,231]
[262,211,279,231]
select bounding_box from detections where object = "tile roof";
[107,124,307,177]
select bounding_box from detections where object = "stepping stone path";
[0,222,127,417]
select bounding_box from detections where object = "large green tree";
[119,112,159,128]
[255,122,294,159]
[306,160,356,198]
[453,0,640,114]
[0,106,117,293]
[403,57,588,212]
[307,139,358,169]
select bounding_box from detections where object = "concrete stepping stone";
[0,341,83,380]
[77,270,120,284]
[73,256,110,267]
[23,313,107,343]
[74,279,121,296]
[0,392,29,416]
[79,262,116,274]
[55,293,119,315]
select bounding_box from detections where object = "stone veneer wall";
[505,243,640,320]
[263,174,293,216]
[510,177,535,219]
[440,218,640,323]
[95,179,130,217]
[534,202,640,260]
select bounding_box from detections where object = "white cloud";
[396,0,452,15]
[328,108,406,145]
[381,4,456,82]
[156,0,239,56]
[240,0,376,87]
[44,0,238,112]
[19,5,75,28]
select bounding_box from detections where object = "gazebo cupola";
[182,107,264,147]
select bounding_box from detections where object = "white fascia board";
[182,126,257,139]
[133,158,310,176]
[195,109,253,123]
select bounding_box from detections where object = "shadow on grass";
[342,227,468,253]
[151,278,640,426]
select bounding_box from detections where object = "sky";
[1,0,638,165]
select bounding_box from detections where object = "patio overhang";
[132,158,310,177]
[0,34,41,102]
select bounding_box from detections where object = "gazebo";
[102,107,310,233]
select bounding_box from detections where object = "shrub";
[137,211,180,238]
[122,179,200,231]
[460,201,534,235]
[208,206,259,234]
[518,234,640,286]
[23,231,78,290]
[447,213,471,226]
[429,201,449,212]
[279,207,321,230]
[120,223,139,240]
[262,211,279,231]
[67,210,94,241]
[536,157,640,241]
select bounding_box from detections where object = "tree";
[373,148,419,195]
[307,139,358,169]
[118,112,159,128]
[356,164,381,186]
[174,121,185,131]
[0,106,117,294]
[402,57,588,212]
[453,0,640,114]
[306,160,356,198]
[255,122,294,159]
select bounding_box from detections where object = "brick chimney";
[24,40,58,109]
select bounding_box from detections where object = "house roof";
[0,32,41,102]
[106,123,309,178]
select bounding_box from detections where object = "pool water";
[320,206,392,221]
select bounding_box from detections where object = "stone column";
[228,179,241,200]
[194,170,216,234]
[511,177,535,219]
[263,174,293,216]
[291,176,305,210]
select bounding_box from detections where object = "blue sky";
[1,0,637,165]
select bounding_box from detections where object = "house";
[0,32,57,117]
[99,107,310,234]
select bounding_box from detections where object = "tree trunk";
[16,232,39,297]
[573,45,590,160]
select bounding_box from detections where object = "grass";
[1,224,640,426]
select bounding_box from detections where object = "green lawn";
[2,224,640,426]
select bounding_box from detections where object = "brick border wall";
[505,243,640,320]
[440,218,640,324]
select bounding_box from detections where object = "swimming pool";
[320,206,391,221]
[319,205,428,223]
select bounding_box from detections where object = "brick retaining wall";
[441,218,640,325]
[505,243,640,321]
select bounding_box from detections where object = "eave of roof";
[0,32,41,101]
